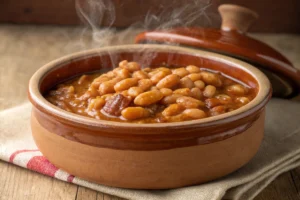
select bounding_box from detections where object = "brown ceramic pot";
[28,44,271,189]
[135,4,300,98]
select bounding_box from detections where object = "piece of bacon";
[102,94,132,116]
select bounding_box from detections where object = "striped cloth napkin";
[1,98,300,200]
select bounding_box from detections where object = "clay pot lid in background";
[135,4,300,98]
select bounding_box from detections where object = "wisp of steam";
[71,0,216,68]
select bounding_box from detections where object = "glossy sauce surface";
[45,60,256,123]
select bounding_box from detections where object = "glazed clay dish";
[28,44,271,189]
[135,4,300,98]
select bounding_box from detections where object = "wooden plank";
[291,166,300,195]
[0,158,299,200]
[0,0,299,33]
[76,187,97,200]
[97,193,125,200]
[254,171,300,200]
[75,186,125,200]
[0,161,77,200]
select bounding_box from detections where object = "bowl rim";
[28,44,271,131]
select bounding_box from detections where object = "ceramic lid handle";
[218,4,259,34]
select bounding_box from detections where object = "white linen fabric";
[0,98,299,200]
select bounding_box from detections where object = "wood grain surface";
[0,24,299,200]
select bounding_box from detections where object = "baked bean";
[88,86,99,97]
[236,97,250,104]
[113,68,130,79]
[183,108,206,119]
[114,78,138,92]
[162,104,184,116]
[151,86,159,91]
[119,61,140,72]
[156,74,180,89]
[78,75,88,85]
[96,74,110,81]
[155,67,172,75]
[138,79,153,91]
[88,97,106,110]
[148,67,171,77]
[128,87,144,97]
[205,98,221,108]
[121,107,150,120]
[203,85,216,98]
[179,77,194,89]
[134,90,163,106]
[91,76,110,88]
[143,67,151,72]
[176,96,204,108]
[91,82,101,89]
[68,86,75,94]
[172,67,189,78]
[191,88,202,100]
[106,71,115,78]
[121,90,129,97]
[119,60,128,68]
[226,84,248,95]
[173,88,192,96]
[163,114,186,122]
[151,71,168,84]
[201,71,222,87]
[127,62,141,72]
[99,79,117,95]
[215,94,232,104]
[132,70,149,79]
[112,67,120,72]
[101,93,114,101]
[186,65,200,73]
[161,94,183,105]
[148,70,159,77]
[188,73,202,81]
[194,80,205,90]
[94,75,109,81]
[160,88,173,96]
[210,105,226,116]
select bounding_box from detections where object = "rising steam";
[143,0,214,30]
[68,0,216,67]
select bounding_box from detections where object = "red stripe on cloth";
[67,175,75,182]
[9,149,39,163]
[27,156,59,177]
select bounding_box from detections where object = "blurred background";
[1,0,300,32]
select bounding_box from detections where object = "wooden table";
[0,25,299,200]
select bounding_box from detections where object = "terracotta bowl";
[28,44,271,189]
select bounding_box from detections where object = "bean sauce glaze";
[45,60,256,123]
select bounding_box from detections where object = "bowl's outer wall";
[33,106,263,150]
[31,110,265,189]
[28,45,271,188]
